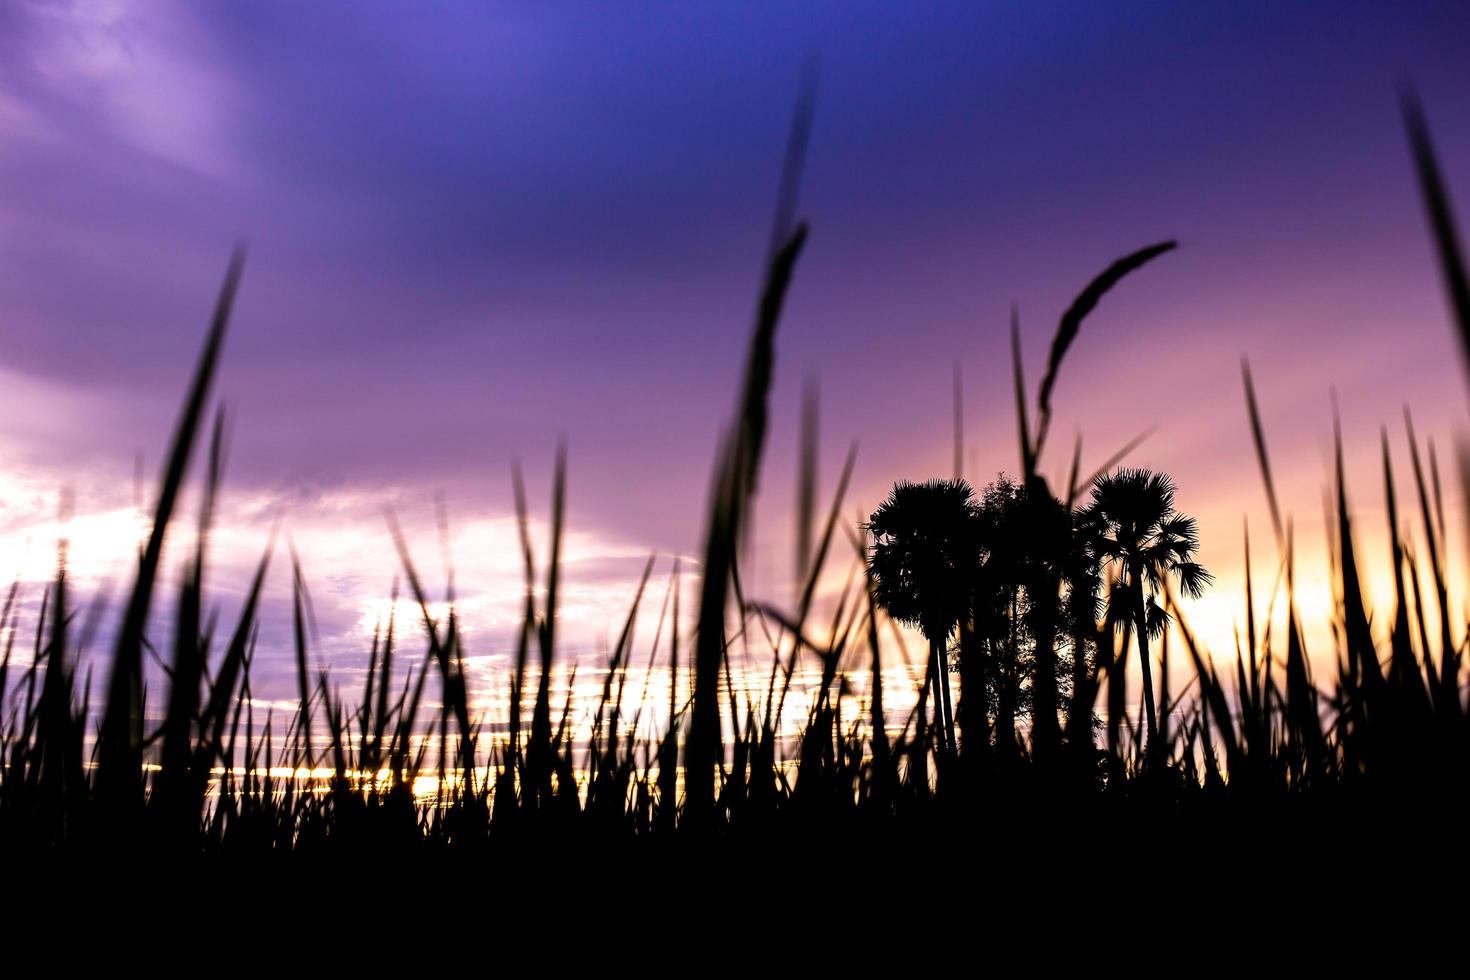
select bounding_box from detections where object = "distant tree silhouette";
[1081,468,1211,758]
[958,475,1101,759]
[866,479,982,757]
[967,477,1031,756]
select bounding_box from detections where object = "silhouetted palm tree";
[1083,469,1210,758]
[867,479,982,757]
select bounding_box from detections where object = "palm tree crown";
[866,479,982,642]
[1086,469,1210,607]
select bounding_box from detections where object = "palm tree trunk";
[930,636,953,758]
[1133,570,1159,756]
[957,619,987,758]
[1068,612,1091,755]
[1106,618,1129,780]
[915,646,935,785]
[1029,572,1060,760]
[936,635,956,757]
[996,589,1018,758]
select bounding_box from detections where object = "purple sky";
[3,1,1470,717]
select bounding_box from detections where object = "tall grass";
[1,94,1468,861]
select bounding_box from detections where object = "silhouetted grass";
[2,94,1469,875]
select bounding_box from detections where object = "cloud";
[1,0,246,178]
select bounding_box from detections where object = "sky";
[2,0,1470,731]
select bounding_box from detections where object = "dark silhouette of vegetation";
[1084,469,1210,759]
[1,88,1469,878]
[866,478,981,758]
[959,474,1104,763]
